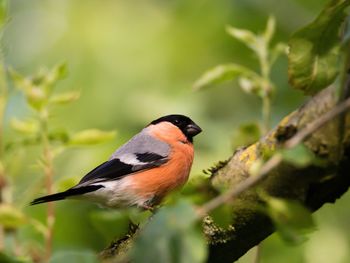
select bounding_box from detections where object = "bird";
[30,114,202,209]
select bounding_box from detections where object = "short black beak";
[186,123,202,137]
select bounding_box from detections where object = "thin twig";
[285,97,350,148]
[41,111,55,262]
[198,96,350,216]
[44,144,54,262]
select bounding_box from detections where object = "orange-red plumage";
[131,122,194,203]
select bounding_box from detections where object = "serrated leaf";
[281,144,315,168]
[288,0,350,95]
[265,196,315,244]
[0,204,27,229]
[226,26,257,50]
[10,118,38,134]
[68,129,116,145]
[131,200,207,263]
[193,64,258,90]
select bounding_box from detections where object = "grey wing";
[77,131,171,185]
[110,130,171,164]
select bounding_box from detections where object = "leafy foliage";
[280,144,317,168]
[0,204,26,229]
[131,200,207,263]
[193,64,258,91]
[194,16,285,99]
[264,196,315,244]
[288,0,350,95]
[194,16,286,131]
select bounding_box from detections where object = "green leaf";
[131,200,207,263]
[281,144,315,168]
[10,118,38,134]
[46,63,68,87]
[270,42,287,65]
[231,122,261,149]
[237,76,267,97]
[209,203,234,228]
[89,210,130,241]
[288,0,350,95]
[226,26,257,51]
[26,86,47,110]
[68,129,116,145]
[9,68,32,92]
[193,64,258,90]
[49,129,70,143]
[0,204,27,229]
[49,91,80,105]
[29,218,48,237]
[127,208,153,227]
[264,16,276,43]
[9,69,48,110]
[265,196,315,244]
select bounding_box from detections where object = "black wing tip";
[29,196,65,206]
[29,185,104,206]
[29,191,70,206]
[30,199,47,206]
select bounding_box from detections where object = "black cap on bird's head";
[150,114,202,142]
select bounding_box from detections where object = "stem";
[258,40,272,133]
[40,109,55,262]
[0,41,7,253]
[262,92,271,133]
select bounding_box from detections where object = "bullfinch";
[30,114,202,209]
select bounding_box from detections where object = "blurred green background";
[3,0,350,262]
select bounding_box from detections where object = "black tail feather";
[30,185,104,205]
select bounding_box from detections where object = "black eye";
[174,119,180,124]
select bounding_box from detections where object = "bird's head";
[149,114,202,142]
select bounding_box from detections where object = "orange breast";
[131,122,194,203]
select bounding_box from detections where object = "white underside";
[72,177,147,208]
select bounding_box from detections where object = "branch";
[205,85,350,262]
[198,95,350,216]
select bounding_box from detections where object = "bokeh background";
[3,0,350,262]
